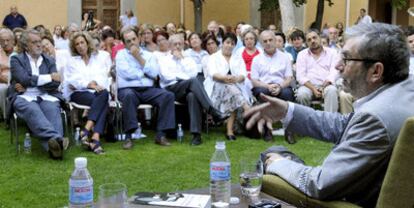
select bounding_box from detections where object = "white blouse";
[63,50,112,99]
[204,50,252,103]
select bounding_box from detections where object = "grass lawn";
[0,123,332,207]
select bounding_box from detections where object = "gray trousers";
[166,78,214,134]
[13,97,63,151]
[0,83,7,119]
[296,85,339,112]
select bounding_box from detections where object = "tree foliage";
[259,0,333,11]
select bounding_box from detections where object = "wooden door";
[82,0,120,30]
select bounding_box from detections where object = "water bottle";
[133,122,142,139]
[69,157,93,208]
[210,141,231,207]
[74,127,80,146]
[177,123,184,143]
[23,133,31,154]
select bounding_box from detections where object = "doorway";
[82,0,120,30]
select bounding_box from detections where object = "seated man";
[245,23,414,207]
[250,30,295,143]
[116,26,175,149]
[8,29,67,159]
[296,29,339,112]
[0,28,15,120]
[158,34,224,146]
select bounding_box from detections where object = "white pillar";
[67,0,82,26]
[345,0,350,28]
[249,0,261,28]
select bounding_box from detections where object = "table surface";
[127,184,295,208]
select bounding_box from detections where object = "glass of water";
[239,158,263,204]
[98,183,128,208]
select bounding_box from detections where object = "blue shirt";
[2,14,27,30]
[115,48,159,89]
[285,45,306,63]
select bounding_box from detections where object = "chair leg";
[13,114,19,154]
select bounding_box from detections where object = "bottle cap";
[230,196,240,204]
[25,133,30,137]
[76,127,80,130]
[215,141,225,150]
[75,157,87,168]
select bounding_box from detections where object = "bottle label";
[210,162,230,181]
[69,179,93,204]
[24,139,31,148]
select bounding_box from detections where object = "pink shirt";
[296,47,339,86]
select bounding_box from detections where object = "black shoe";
[263,127,274,142]
[48,138,63,159]
[190,134,202,146]
[285,131,296,144]
[123,139,134,150]
[226,134,237,141]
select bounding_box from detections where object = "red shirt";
[242,49,260,79]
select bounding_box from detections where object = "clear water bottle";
[23,133,31,154]
[210,141,231,208]
[177,123,184,143]
[69,157,93,208]
[74,127,80,146]
[133,122,142,139]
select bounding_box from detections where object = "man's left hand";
[265,153,285,172]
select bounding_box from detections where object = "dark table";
[127,184,295,208]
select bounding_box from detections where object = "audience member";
[165,22,177,36]
[8,29,67,159]
[204,32,251,140]
[328,26,341,51]
[356,8,372,24]
[405,26,414,75]
[64,31,111,154]
[296,30,339,112]
[207,21,223,46]
[184,32,209,80]
[120,10,138,28]
[140,24,157,52]
[0,28,15,119]
[116,27,175,148]
[81,11,102,31]
[245,22,414,207]
[274,32,293,62]
[250,30,295,143]
[2,6,27,30]
[285,29,306,63]
[236,28,261,80]
[158,34,224,145]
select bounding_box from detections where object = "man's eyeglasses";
[342,58,380,66]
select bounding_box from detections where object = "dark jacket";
[6,53,64,120]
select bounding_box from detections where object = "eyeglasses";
[342,58,380,66]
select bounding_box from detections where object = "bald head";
[260,30,277,55]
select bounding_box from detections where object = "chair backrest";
[376,116,414,208]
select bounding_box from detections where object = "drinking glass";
[98,183,128,208]
[239,158,263,204]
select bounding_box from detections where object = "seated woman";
[140,24,158,52]
[184,32,208,81]
[200,33,219,78]
[153,30,170,59]
[64,31,111,154]
[235,28,261,80]
[204,32,252,140]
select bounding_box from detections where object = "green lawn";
[0,123,332,207]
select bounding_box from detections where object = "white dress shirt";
[19,53,58,102]
[63,50,111,99]
[158,51,198,88]
[251,49,293,85]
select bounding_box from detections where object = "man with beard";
[296,30,339,112]
[8,29,67,159]
[244,23,414,207]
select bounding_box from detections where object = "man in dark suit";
[8,29,67,159]
[245,23,414,207]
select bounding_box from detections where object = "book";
[132,192,211,208]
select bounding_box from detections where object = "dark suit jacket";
[7,53,64,120]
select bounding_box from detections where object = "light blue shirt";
[184,48,208,73]
[115,48,159,89]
